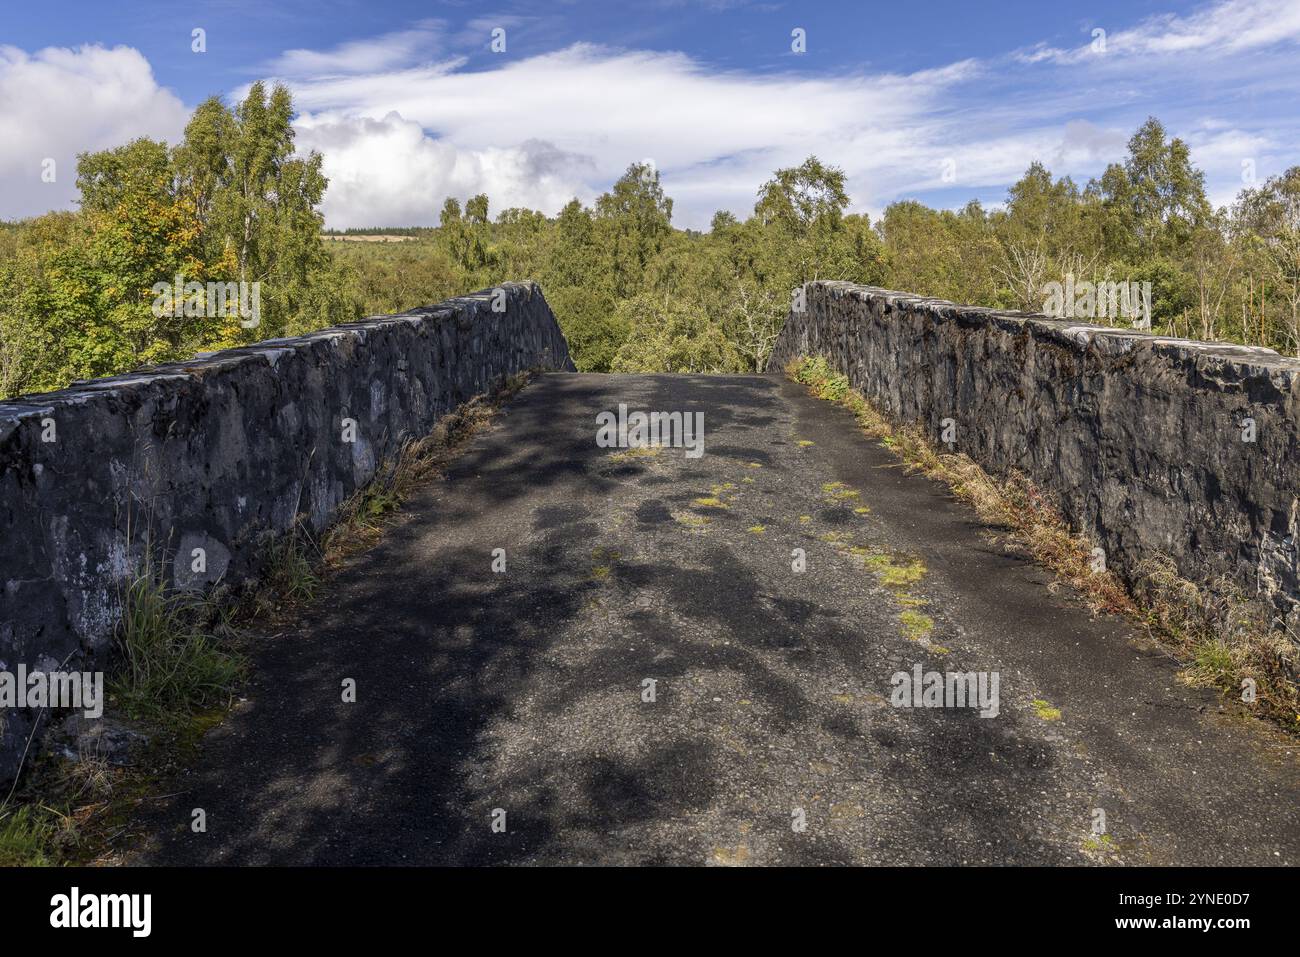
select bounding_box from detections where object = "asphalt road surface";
[131,373,1299,865]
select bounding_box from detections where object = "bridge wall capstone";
[769,281,1299,631]
[0,282,574,781]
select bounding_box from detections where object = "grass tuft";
[1032,699,1063,721]
[787,353,1299,729]
[111,559,244,728]
[259,529,322,606]
[899,610,935,642]
[0,806,58,867]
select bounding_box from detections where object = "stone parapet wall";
[0,282,574,780]
[769,281,1299,630]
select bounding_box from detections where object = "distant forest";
[3,83,1298,399]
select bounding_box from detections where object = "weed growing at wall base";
[786,354,1299,730]
[112,557,243,727]
[0,805,57,866]
[323,372,533,565]
[257,529,321,608]
[0,373,527,866]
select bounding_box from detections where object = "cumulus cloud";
[293,111,597,227]
[265,0,1299,228]
[2,0,1296,228]
[272,45,982,227]
[0,44,189,219]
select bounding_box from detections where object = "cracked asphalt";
[131,373,1299,865]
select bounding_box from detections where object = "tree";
[595,163,673,298]
[465,194,490,226]
[609,293,742,374]
[754,155,851,283]
[710,210,738,232]
[1183,212,1237,342]
[879,201,967,301]
[542,199,622,371]
[171,82,352,340]
[0,212,90,395]
[1236,168,1300,355]
[993,162,1100,311]
[0,82,356,398]
[9,109,1296,399]
[1095,117,1211,262]
[437,195,492,281]
[72,138,208,374]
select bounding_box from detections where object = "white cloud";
[275,45,982,227]
[3,0,1297,230]
[1182,125,1277,207]
[263,1,1299,229]
[1053,119,1131,168]
[0,44,189,219]
[294,112,597,227]
[1016,0,1300,64]
[262,19,445,77]
[1109,0,1300,56]
[1013,44,1067,65]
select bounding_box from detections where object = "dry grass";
[1,371,537,866]
[322,371,531,565]
[1130,556,1297,718]
[787,354,1299,729]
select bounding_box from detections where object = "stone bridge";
[1,282,1296,865]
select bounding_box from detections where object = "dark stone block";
[0,282,574,783]
[769,281,1299,634]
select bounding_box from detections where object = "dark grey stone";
[769,281,1299,633]
[0,282,574,783]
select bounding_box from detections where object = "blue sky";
[3,0,1299,228]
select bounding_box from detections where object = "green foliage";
[1234,166,1300,353]
[260,532,321,605]
[0,805,57,866]
[0,82,357,398]
[321,123,1300,369]
[4,112,1298,400]
[1099,117,1211,262]
[609,293,743,373]
[112,560,244,727]
[596,162,674,298]
[875,116,1299,355]
[755,155,853,283]
[790,354,850,402]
